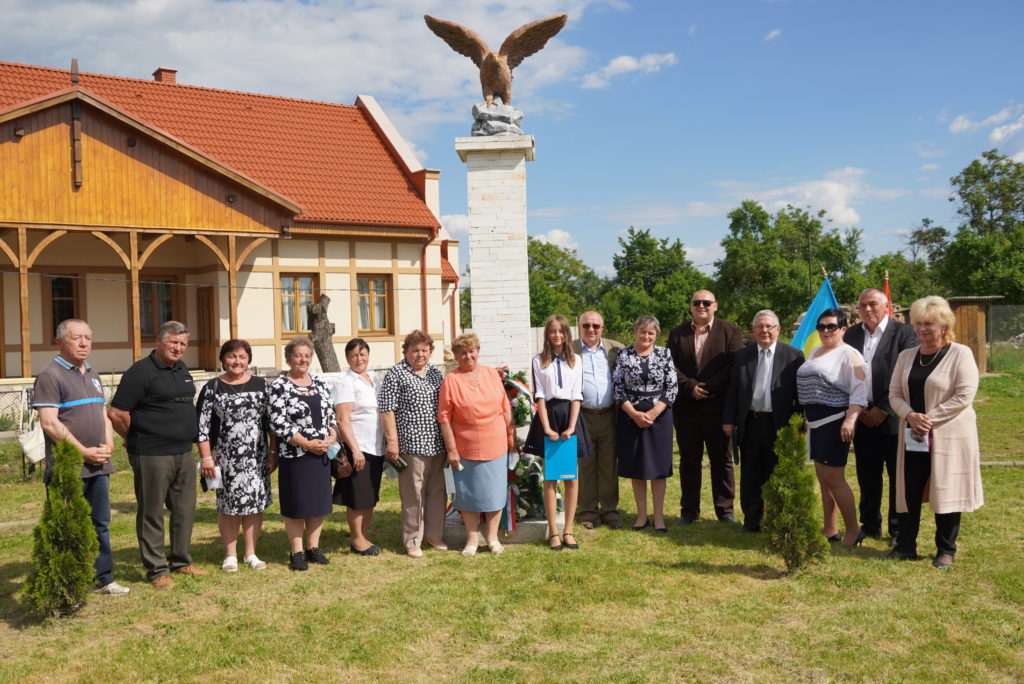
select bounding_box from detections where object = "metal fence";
[988,304,1024,373]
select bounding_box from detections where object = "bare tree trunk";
[307,294,340,372]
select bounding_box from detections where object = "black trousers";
[895,450,961,557]
[852,423,899,537]
[738,413,778,530]
[676,412,734,519]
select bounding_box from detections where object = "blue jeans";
[82,474,113,588]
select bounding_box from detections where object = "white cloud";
[919,163,941,171]
[684,243,725,273]
[948,103,1023,134]
[534,228,579,249]
[914,141,948,159]
[763,29,782,42]
[441,214,471,236]
[595,264,616,277]
[991,116,1024,144]
[581,52,678,89]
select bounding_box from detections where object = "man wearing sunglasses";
[573,311,625,529]
[667,290,744,525]
[843,288,917,541]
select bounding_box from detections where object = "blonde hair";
[451,333,480,353]
[540,314,576,368]
[909,296,956,345]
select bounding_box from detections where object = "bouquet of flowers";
[495,367,545,522]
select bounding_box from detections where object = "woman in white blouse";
[333,339,386,556]
[523,314,592,551]
[796,308,870,547]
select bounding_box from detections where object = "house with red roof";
[0,60,459,377]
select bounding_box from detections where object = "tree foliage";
[950,149,1024,236]
[761,417,828,571]
[24,441,97,617]
[527,237,603,326]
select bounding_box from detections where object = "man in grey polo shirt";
[109,321,204,588]
[33,318,128,595]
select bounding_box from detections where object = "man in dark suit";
[573,311,625,529]
[722,310,804,532]
[844,288,918,539]
[667,290,744,524]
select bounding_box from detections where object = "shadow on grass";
[0,561,47,629]
[659,557,788,580]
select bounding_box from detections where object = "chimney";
[152,67,177,84]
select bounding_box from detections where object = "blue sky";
[3,0,1022,280]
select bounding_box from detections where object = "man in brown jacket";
[666,290,744,525]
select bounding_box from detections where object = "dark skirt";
[805,404,849,467]
[522,398,592,458]
[616,399,674,480]
[332,454,385,510]
[279,452,333,518]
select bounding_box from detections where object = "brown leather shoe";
[932,553,954,570]
[173,565,209,576]
[580,520,595,530]
[150,575,175,588]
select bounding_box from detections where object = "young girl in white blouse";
[523,314,592,550]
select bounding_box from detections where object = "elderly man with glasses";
[722,311,804,532]
[573,312,625,529]
[667,291,744,525]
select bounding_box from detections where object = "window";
[281,274,317,334]
[46,276,80,341]
[139,278,175,337]
[357,275,391,334]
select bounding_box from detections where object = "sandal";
[243,554,266,570]
[221,556,239,573]
[562,533,579,550]
[488,540,505,555]
[548,534,563,551]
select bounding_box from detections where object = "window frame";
[280,273,320,336]
[137,274,182,341]
[41,274,84,345]
[355,274,392,335]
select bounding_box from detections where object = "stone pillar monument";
[455,134,534,372]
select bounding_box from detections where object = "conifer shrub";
[23,440,97,617]
[761,416,828,571]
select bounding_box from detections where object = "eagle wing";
[498,13,568,69]
[424,15,490,66]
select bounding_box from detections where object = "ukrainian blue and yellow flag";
[791,277,839,356]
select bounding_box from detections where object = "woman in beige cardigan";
[887,296,983,569]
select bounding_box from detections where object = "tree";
[949,149,1024,236]
[527,237,604,326]
[24,441,98,617]
[863,252,934,306]
[903,217,948,264]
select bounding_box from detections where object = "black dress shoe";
[885,549,919,561]
[677,515,696,526]
[289,551,308,571]
[632,520,650,531]
[932,553,954,569]
[350,544,381,556]
[861,526,883,539]
[825,533,842,542]
[741,524,760,533]
[305,547,330,565]
[654,526,668,533]
[605,519,623,530]
[548,534,563,551]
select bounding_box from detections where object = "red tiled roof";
[0,61,440,229]
[441,257,459,283]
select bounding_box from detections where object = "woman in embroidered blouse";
[197,339,272,572]
[796,308,870,547]
[613,315,678,533]
[523,314,592,551]
[268,336,339,571]
[887,296,982,569]
[378,330,448,558]
[332,338,386,557]
[438,333,515,556]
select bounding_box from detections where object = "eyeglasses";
[753,324,778,331]
[580,323,602,329]
[816,323,840,332]
[691,300,715,307]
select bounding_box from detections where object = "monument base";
[443,512,563,547]
[471,101,524,136]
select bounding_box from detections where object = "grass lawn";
[1,375,1022,683]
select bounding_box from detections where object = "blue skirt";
[453,455,508,513]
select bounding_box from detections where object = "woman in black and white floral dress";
[613,316,679,532]
[197,339,272,572]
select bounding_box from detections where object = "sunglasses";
[815,323,840,332]
[580,323,602,329]
[691,300,715,307]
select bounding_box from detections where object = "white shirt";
[532,353,584,402]
[861,316,889,402]
[751,341,777,412]
[580,341,613,409]
[333,370,384,456]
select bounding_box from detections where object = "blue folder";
[543,436,578,481]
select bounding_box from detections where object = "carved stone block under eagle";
[424,13,568,107]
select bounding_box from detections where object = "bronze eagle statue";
[424,13,569,107]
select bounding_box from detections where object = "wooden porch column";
[17,227,30,378]
[228,235,239,339]
[129,231,142,361]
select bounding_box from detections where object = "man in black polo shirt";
[33,319,128,595]
[109,321,205,587]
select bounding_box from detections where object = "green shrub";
[762,417,828,571]
[23,441,98,617]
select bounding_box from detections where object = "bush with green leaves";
[762,417,828,571]
[23,440,97,617]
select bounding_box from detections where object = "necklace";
[918,348,943,367]
[219,376,249,393]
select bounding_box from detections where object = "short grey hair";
[859,288,887,304]
[55,318,89,340]
[752,310,780,328]
[157,321,189,340]
[633,315,661,334]
[284,336,314,359]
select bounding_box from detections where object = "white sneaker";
[94,581,130,595]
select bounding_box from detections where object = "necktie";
[554,355,563,388]
[753,348,771,411]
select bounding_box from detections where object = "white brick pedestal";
[455,135,535,373]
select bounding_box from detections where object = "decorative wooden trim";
[235,237,269,269]
[90,231,131,269]
[0,221,280,238]
[129,232,141,360]
[137,233,174,269]
[0,239,18,267]
[193,235,229,270]
[18,227,31,378]
[26,229,68,268]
